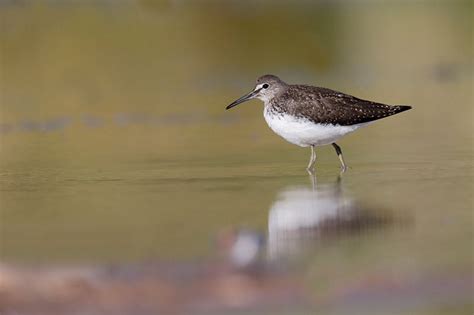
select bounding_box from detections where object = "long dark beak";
[226,88,261,110]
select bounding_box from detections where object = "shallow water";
[0,1,473,314]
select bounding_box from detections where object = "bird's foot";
[339,165,351,174]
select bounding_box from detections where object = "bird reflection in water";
[219,173,394,267]
[267,173,393,261]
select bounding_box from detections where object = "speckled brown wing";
[274,85,411,126]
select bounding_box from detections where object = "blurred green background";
[0,1,472,314]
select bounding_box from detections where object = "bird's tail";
[394,105,412,113]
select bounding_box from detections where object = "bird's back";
[269,85,411,126]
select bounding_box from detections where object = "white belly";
[263,109,368,147]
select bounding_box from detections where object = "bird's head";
[226,74,288,110]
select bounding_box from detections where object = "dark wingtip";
[397,105,412,112]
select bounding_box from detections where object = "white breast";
[263,107,368,147]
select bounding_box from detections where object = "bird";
[226,75,411,173]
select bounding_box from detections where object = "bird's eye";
[262,84,269,89]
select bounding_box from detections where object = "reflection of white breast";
[267,186,353,259]
[263,107,368,147]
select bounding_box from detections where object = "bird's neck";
[257,94,274,105]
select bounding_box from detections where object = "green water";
[0,1,472,314]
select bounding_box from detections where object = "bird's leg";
[306,145,316,174]
[309,170,317,190]
[332,143,347,172]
